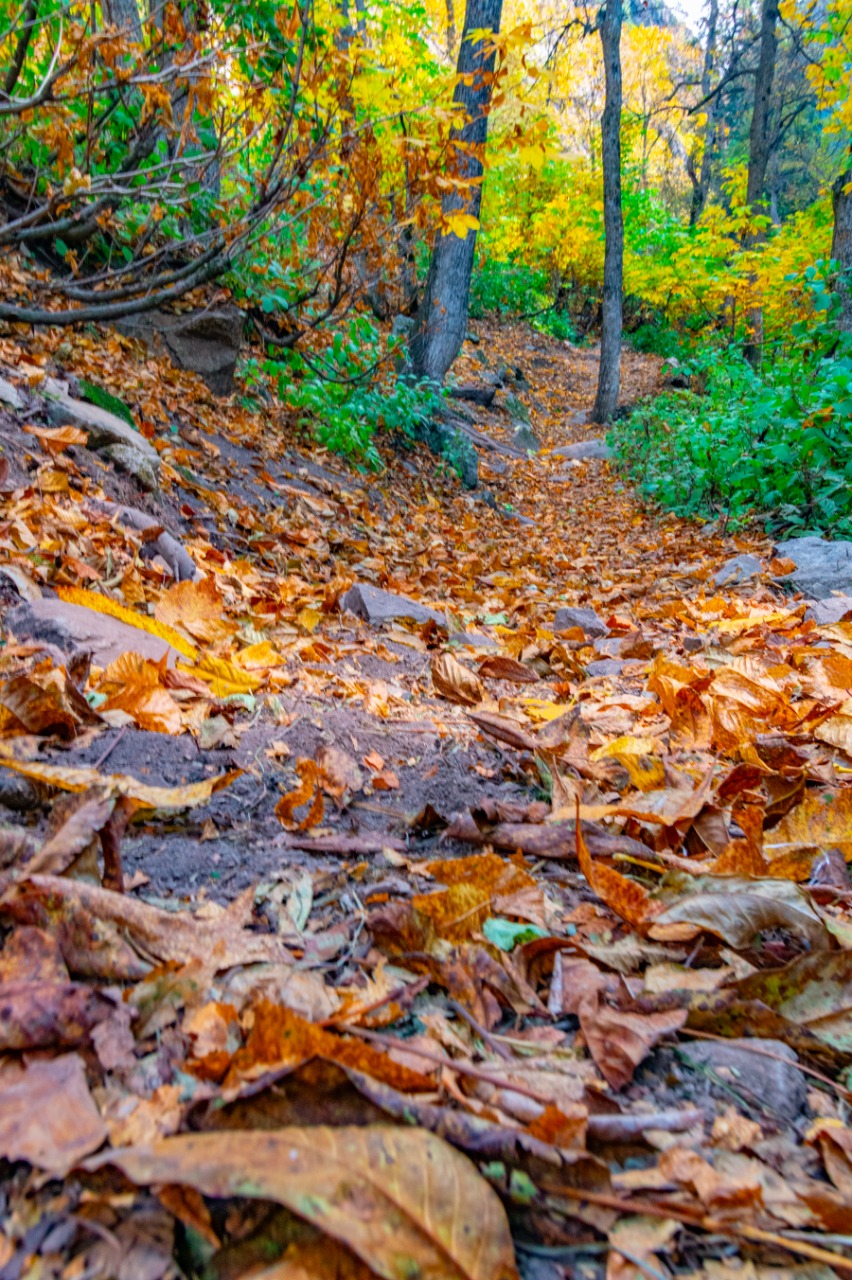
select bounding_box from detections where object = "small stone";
[805,596,852,625]
[512,423,540,454]
[465,331,481,345]
[8,598,182,667]
[714,553,764,587]
[585,659,624,677]
[775,536,852,600]
[341,582,446,627]
[40,379,159,463]
[553,440,612,462]
[101,444,160,492]
[0,376,23,410]
[681,1038,807,1122]
[593,636,625,657]
[553,606,608,638]
[0,773,39,812]
[683,635,704,652]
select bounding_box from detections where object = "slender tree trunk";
[592,0,624,425]
[103,0,143,43]
[688,0,718,227]
[409,0,503,382]
[445,0,457,58]
[743,0,779,368]
[833,164,852,335]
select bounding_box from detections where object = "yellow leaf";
[179,654,262,698]
[236,640,283,670]
[0,750,239,812]
[521,698,568,723]
[442,211,481,240]
[57,586,197,660]
[297,606,322,634]
[155,578,234,645]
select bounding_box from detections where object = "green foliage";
[243,316,441,470]
[469,258,577,341]
[628,321,683,358]
[611,268,852,537]
[78,380,136,427]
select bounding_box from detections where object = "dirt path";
[1,320,850,1280]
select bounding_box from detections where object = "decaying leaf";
[94,1128,519,1280]
[431,652,485,706]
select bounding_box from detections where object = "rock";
[512,424,541,454]
[391,315,415,339]
[683,634,704,653]
[553,606,608,638]
[714,553,764,587]
[806,596,852,625]
[40,379,160,463]
[662,355,690,389]
[8,598,182,667]
[0,376,23,410]
[553,440,612,462]
[448,384,496,407]
[101,444,160,493]
[0,773,39,812]
[585,659,624,677]
[593,637,625,658]
[418,413,479,489]
[341,583,446,627]
[503,392,530,425]
[682,1038,807,1122]
[465,331,481,345]
[117,304,244,395]
[774,537,852,600]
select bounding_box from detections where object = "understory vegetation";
[612,268,852,534]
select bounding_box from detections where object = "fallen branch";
[86,499,199,582]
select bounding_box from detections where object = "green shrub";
[611,267,852,537]
[242,315,441,470]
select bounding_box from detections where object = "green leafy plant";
[610,266,852,537]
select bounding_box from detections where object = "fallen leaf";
[431,652,484,706]
[0,1054,107,1172]
[94,1128,519,1280]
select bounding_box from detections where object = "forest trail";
[2,320,852,1279]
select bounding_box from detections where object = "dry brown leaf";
[431,652,485,706]
[93,1128,519,1280]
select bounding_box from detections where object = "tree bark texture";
[409,0,503,382]
[592,0,624,425]
[833,167,852,334]
[103,0,144,44]
[743,0,779,367]
[689,0,718,227]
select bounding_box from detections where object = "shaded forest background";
[0,0,851,528]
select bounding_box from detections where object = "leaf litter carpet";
[1,319,852,1280]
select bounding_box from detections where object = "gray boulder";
[101,444,160,493]
[714,553,763,587]
[681,1037,807,1122]
[774,537,852,600]
[341,582,446,627]
[553,440,612,462]
[40,379,159,463]
[512,424,541,454]
[117,304,244,395]
[806,596,852,625]
[553,606,607,638]
[8,598,182,667]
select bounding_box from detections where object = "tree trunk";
[409,0,503,382]
[103,0,143,43]
[592,0,624,425]
[688,0,718,227]
[833,165,852,335]
[743,0,779,368]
